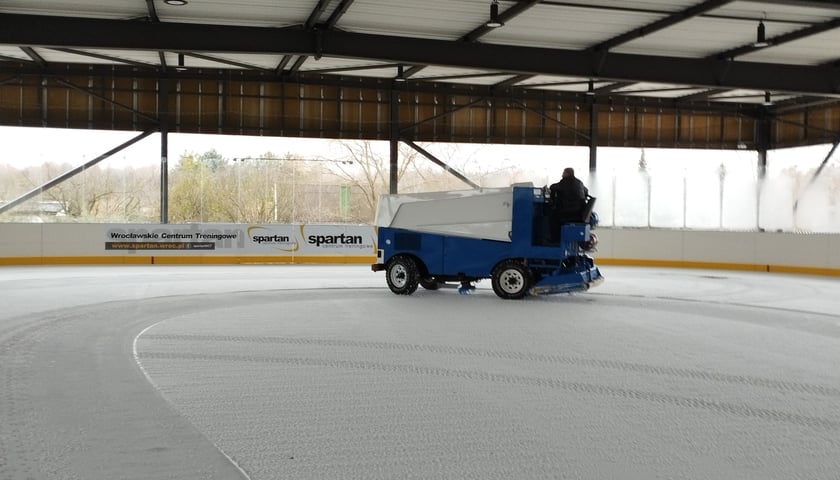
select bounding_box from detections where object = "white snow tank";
[374,184,534,243]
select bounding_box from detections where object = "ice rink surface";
[1,264,838,479]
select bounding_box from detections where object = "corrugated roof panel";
[411,65,510,80]
[338,0,483,40]
[614,17,803,58]
[717,1,840,23]
[573,0,697,9]
[36,49,151,66]
[179,52,284,70]
[741,29,840,65]
[46,49,162,66]
[0,0,144,19]
[483,3,663,50]
[0,46,28,61]
[516,75,590,87]
[299,57,393,74]
[711,89,797,104]
[616,83,709,98]
[157,0,309,27]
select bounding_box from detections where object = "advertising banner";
[104,223,377,257]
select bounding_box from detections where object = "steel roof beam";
[395,0,542,80]
[588,0,733,52]
[182,51,275,72]
[2,13,839,96]
[493,74,535,88]
[712,17,840,60]
[593,82,634,94]
[0,62,752,113]
[145,0,159,22]
[278,0,353,76]
[324,0,356,29]
[144,0,168,69]
[772,96,840,113]
[19,46,46,68]
[753,0,840,9]
[461,0,541,43]
[677,88,730,102]
[49,47,154,68]
[305,0,332,29]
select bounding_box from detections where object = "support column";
[756,112,771,180]
[755,111,772,229]
[159,78,170,224]
[588,100,598,173]
[389,87,399,194]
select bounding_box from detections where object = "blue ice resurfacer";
[371,184,603,299]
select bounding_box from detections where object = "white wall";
[593,228,840,273]
[1,223,839,275]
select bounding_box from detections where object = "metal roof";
[1,0,839,110]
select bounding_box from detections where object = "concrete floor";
[1,265,838,479]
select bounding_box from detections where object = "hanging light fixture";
[176,53,187,71]
[486,0,504,28]
[164,0,188,5]
[585,80,595,96]
[762,91,772,106]
[754,16,769,48]
[394,65,406,82]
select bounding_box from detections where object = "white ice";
[1,265,838,479]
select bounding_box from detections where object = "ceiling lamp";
[176,53,188,71]
[585,80,595,96]
[164,0,188,5]
[394,65,406,82]
[763,91,773,106]
[754,18,769,48]
[486,0,504,28]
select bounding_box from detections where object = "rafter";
[144,0,168,69]
[588,0,733,52]
[324,0,356,29]
[401,0,542,81]
[462,0,541,43]
[677,88,731,102]
[493,74,535,88]
[277,0,355,75]
[713,17,840,60]
[2,13,840,96]
[19,46,46,68]
[49,47,153,68]
[181,51,274,72]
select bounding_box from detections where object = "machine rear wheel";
[491,260,531,299]
[386,255,420,295]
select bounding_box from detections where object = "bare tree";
[326,140,423,221]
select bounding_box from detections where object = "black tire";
[385,255,420,295]
[491,260,531,300]
[419,277,441,290]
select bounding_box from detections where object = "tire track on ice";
[141,334,840,398]
[137,351,840,431]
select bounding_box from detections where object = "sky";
[2,125,838,231]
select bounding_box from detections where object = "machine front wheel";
[491,260,531,299]
[386,255,420,295]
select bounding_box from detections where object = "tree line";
[0,141,520,224]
